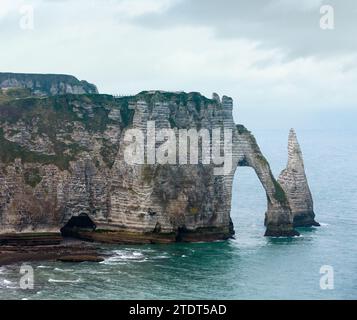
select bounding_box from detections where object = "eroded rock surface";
[278,129,319,227]
[0,75,317,242]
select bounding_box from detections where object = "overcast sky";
[0,0,356,129]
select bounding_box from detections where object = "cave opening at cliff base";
[60,213,96,238]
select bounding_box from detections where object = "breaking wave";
[48,278,82,284]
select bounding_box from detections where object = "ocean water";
[0,128,356,300]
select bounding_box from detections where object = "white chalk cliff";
[0,74,318,244]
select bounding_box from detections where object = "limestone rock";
[278,129,319,227]
[234,125,298,237]
[0,75,313,241]
[0,72,98,96]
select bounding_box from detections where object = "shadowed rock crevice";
[60,213,96,238]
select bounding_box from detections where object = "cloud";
[0,0,356,126]
[113,0,177,17]
[134,0,357,59]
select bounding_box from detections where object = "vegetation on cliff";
[0,90,217,170]
[0,93,127,169]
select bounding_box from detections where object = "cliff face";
[0,75,316,242]
[0,73,98,96]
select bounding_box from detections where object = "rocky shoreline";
[0,227,234,266]
[0,237,106,267]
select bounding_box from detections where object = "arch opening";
[231,167,267,238]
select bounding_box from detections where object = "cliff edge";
[0,72,98,96]
[0,74,317,243]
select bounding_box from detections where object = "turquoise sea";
[0,128,356,300]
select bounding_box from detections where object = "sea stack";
[278,129,319,227]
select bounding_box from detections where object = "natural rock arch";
[232,125,297,237]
